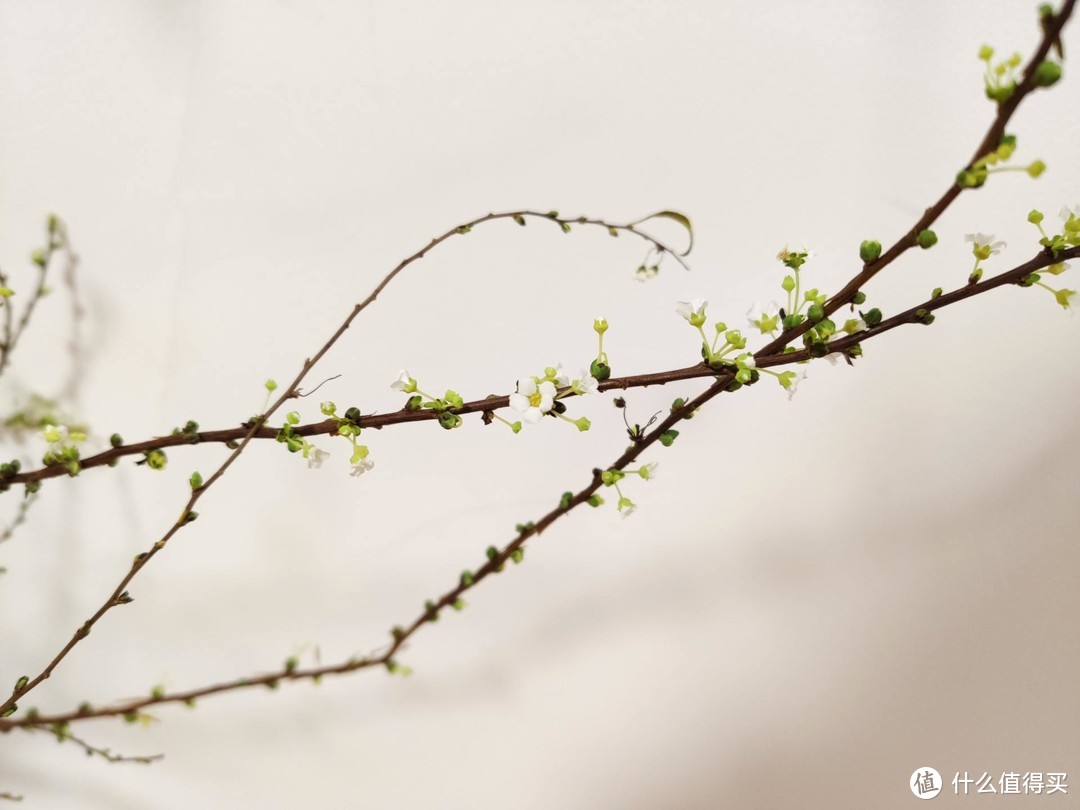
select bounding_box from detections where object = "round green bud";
[1026,160,1046,178]
[593,318,608,335]
[145,449,168,470]
[437,411,462,430]
[916,229,938,249]
[978,44,994,61]
[1033,60,1062,87]
[859,240,882,263]
[659,429,679,447]
[590,359,611,382]
[1028,209,1044,224]
[852,291,867,305]
[110,433,124,447]
[807,303,825,323]
[863,308,883,327]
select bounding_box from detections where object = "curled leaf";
[631,210,694,257]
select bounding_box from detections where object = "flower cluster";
[599,463,658,517]
[505,365,597,432]
[41,424,87,476]
[1023,206,1077,311]
[389,371,465,430]
[275,402,373,477]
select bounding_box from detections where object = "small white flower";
[675,298,708,326]
[1060,204,1080,221]
[390,369,416,393]
[509,378,557,424]
[634,266,659,283]
[747,301,781,335]
[307,448,330,469]
[786,368,808,400]
[350,457,375,477]
[964,232,1006,259]
[638,462,658,481]
[551,365,570,387]
[568,370,599,395]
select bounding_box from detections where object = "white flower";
[964,232,1006,259]
[1060,204,1080,221]
[747,301,781,335]
[785,368,807,400]
[551,365,570,387]
[825,352,846,366]
[675,298,708,326]
[41,424,85,456]
[307,448,330,469]
[42,424,70,454]
[635,266,659,283]
[390,369,416,393]
[350,457,375,477]
[509,378,557,424]
[638,462,658,481]
[568,370,599,395]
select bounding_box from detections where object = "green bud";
[1028,209,1044,224]
[931,287,943,299]
[189,471,203,490]
[859,240,882,263]
[559,491,573,509]
[1,704,17,718]
[405,395,422,411]
[593,317,608,334]
[852,291,867,305]
[916,229,938,249]
[109,433,123,447]
[863,308,883,327]
[13,676,28,693]
[510,549,524,564]
[145,449,168,471]
[590,359,611,382]
[1033,60,1062,87]
[485,546,499,561]
[660,428,680,447]
[451,599,466,611]
[807,303,825,323]
[1026,160,1046,178]
[437,411,462,430]
[781,275,796,293]
[513,214,526,226]
[460,570,474,587]
[586,494,604,507]
[319,401,337,416]
[265,379,278,392]
[978,44,994,61]
[31,248,48,268]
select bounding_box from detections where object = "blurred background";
[1,1,1077,807]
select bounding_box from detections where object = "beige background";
[1,1,1077,807]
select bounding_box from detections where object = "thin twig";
[26,724,162,765]
[4,242,1075,729]
[6,240,1079,490]
[0,210,691,718]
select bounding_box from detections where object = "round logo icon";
[910,767,942,800]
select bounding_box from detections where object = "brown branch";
[4,243,1075,730]
[0,209,691,719]
[758,0,1076,357]
[1,0,1073,735]
[24,724,162,765]
[0,217,67,380]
